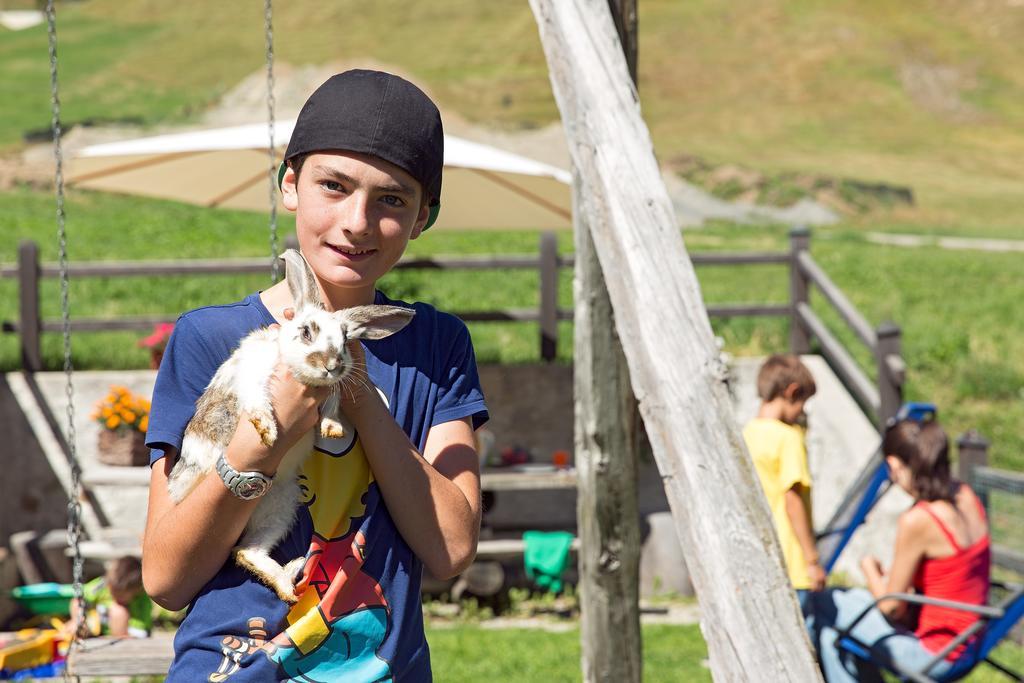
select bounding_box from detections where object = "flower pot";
[97,429,149,467]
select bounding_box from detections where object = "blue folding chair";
[816,402,938,574]
[835,580,1024,682]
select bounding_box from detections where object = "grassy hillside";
[2,0,1023,235]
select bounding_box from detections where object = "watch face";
[236,478,269,500]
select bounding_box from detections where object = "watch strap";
[216,452,273,499]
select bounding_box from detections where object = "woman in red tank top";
[806,418,991,682]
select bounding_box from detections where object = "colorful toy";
[10,583,73,617]
[0,619,69,679]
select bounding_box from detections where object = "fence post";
[18,240,42,372]
[957,430,990,512]
[788,226,811,354]
[875,322,902,426]
[539,231,558,361]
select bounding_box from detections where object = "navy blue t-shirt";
[147,291,488,682]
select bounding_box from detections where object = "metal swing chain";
[264,0,280,282]
[45,0,85,676]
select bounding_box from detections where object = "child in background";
[71,556,152,638]
[743,354,823,606]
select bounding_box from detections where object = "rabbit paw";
[273,580,301,604]
[320,416,346,440]
[234,549,301,604]
[285,556,308,591]
[248,411,278,447]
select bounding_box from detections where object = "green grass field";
[427,622,1023,683]
[426,623,711,682]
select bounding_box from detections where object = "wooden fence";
[958,431,1024,573]
[3,227,903,426]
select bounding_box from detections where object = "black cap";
[285,70,444,211]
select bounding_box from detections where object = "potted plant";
[138,323,174,369]
[92,386,150,467]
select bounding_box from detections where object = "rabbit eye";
[301,326,313,343]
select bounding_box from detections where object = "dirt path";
[866,231,1024,253]
[6,61,839,229]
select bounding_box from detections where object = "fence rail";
[788,227,905,426]
[957,432,1024,574]
[3,228,903,426]
[973,466,1024,496]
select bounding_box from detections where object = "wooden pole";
[572,1,642,680]
[875,322,903,426]
[573,180,643,681]
[789,226,811,354]
[957,430,990,512]
[18,240,42,372]
[539,231,559,361]
[528,2,822,679]
[607,0,637,84]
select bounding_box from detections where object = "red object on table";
[499,445,531,467]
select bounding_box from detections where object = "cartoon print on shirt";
[208,618,276,683]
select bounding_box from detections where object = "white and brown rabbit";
[166,248,414,602]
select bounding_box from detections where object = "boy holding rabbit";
[142,70,488,682]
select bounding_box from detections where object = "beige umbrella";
[66,122,571,231]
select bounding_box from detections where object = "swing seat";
[816,402,937,574]
[835,581,1024,682]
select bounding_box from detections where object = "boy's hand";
[807,561,826,591]
[229,362,326,473]
[267,359,329,441]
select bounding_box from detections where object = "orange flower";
[95,386,150,432]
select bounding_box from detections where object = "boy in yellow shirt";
[743,355,823,608]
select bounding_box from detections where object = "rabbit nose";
[326,357,345,376]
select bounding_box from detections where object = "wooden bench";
[475,536,580,560]
[68,633,175,677]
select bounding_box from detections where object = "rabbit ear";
[341,305,415,340]
[282,249,323,310]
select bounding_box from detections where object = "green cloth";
[83,576,153,636]
[523,531,575,593]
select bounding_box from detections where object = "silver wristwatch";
[216,452,273,500]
